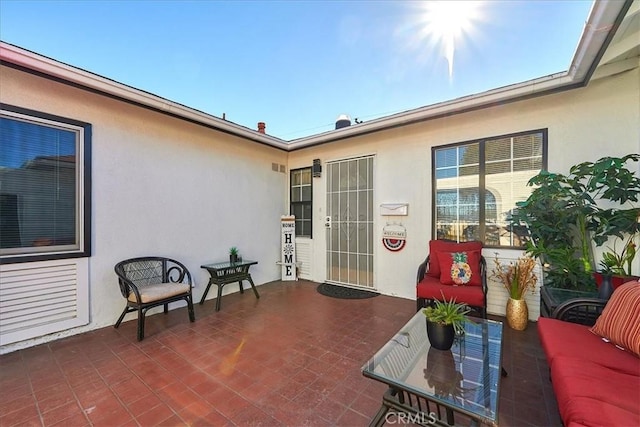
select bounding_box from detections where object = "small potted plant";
[229,247,239,264]
[422,295,470,351]
[594,208,639,298]
[491,255,537,330]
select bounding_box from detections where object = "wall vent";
[0,259,89,345]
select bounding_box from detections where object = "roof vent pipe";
[257,122,266,133]
[335,114,351,130]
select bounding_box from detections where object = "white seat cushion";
[128,282,190,303]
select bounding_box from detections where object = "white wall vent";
[0,259,89,345]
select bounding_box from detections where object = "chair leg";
[186,296,195,322]
[137,308,146,341]
[164,303,169,314]
[416,297,426,312]
[114,306,128,328]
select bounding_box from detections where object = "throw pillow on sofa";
[590,280,640,357]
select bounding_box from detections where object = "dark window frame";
[431,128,548,248]
[290,167,313,238]
[0,103,92,263]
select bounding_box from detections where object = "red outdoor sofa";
[538,281,640,426]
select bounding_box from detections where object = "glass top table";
[539,286,598,318]
[362,311,503,426]
[200,260,259,311]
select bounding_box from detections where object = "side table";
[200,260,259,311]
[540,286,598,317]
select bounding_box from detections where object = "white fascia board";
[288,0,632,150]
[287,71,575,150]
[0,42,290,150]
[568,0,629,81]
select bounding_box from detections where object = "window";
[433,129,547,248]
[290,167,312,237]
[0,104,91,262]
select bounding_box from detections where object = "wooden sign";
[281,215,296,280]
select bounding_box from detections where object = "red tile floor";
[0,280,562,426]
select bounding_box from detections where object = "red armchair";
[416,240,488,317]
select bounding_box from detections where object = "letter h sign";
[281,215,297,281]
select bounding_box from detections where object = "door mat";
[317,283,380,299]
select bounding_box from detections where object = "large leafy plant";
[509,154,640,290]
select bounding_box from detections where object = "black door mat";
[317,283,380,299]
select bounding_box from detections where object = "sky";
[0,0,594,141]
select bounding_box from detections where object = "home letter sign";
[281,215,296,281]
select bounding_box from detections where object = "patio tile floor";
[0,280,561,426]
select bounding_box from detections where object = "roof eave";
[287,0,633,151]
[0,42,290,151]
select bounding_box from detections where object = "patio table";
[200,260,259,311]
[362,311,503,426]
[539,286,598,318]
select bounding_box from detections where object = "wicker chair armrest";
[551,297,607,326]
[417,256,429,284]
[479,255,488,296]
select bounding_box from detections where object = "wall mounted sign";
[281,215,296,281]
[382,223,407,252]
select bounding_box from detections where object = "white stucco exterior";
[288,66,640,313]
[1,0,639,353]
[1,65,289,352]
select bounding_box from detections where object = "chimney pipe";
[258,122,266,134]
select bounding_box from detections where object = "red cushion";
[438,250,482,286]
[538,317,640,376]
[551,356,640,426]
[427,240,483,279]
[416,276,485,307]
[590,281,640,357]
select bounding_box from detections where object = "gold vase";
[506,298,528,330]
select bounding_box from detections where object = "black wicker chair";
[114,256,195,341]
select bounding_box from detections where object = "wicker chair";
[114,256,195,341]
[416,240,488,318]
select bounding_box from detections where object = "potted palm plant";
[491,255,537,330]
[229,246,239,264]
[422,296,470,350]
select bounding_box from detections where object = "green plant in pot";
[595,208,639,297]
[509,154,640,291]
[229,246,239,263]
[423,296,470,351]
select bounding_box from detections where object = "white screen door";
[326,156,374,289]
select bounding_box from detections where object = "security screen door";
[326,156,374,289]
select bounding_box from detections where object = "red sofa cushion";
[427,240,483,279]
[538,317,639,376]
[438,250,482,286]
[591,281,640,357]
[551,355,640,426]
[416,276,485,307]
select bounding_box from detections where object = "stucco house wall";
[1,65,288,352]
[288,66,640,317]
[1,39,638,354]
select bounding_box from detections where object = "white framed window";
[433,129,547,248]
[0,104,92,262]
[290,167,312,237]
